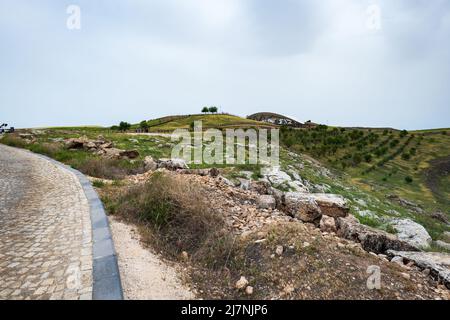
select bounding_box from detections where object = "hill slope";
[141,114,275,132]
[280,126,450,240]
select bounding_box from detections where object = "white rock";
[391,219,432,250]
[275,245,284,256]
[262,167,292,186]
[245,286,254,295]
[235,276,249,290]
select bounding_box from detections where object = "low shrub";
[77,158,145,180]
[108,172,235,268]
[0,134,28,148]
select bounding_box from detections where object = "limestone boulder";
[391,219,432,250]
[309,193,349,218]
[283,192,322,224]
[335,215,418,254]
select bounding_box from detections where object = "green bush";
[404,176,413,183]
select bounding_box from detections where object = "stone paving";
[0,144,92,300]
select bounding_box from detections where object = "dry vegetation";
[99,171,449,300]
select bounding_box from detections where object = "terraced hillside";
[280,126,450,239]
[139,114,275,132]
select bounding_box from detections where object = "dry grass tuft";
[107,172,235,268]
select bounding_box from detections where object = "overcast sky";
[1,0,449,129]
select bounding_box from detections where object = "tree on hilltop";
[208,106,218,113]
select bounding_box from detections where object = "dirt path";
[108,217,194,300]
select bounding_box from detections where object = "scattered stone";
[320,215,337,233]
[217,175,234,186]
[235,276,249,290]
[245,286,254,295]
[275,245,284,256]
[181,251,189,261]
[283,284,295,295]
[400,272,411,280]
[257,195,276,210]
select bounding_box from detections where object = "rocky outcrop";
[387,250,450,289]
[390,219,432,250]
[64,136,140,160]
[309,193,349,218]
[283,192,322,224]
[335,215,418,254]
[157,158,189,171]
[65,137,87,149]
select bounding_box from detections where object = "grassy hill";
[280,126,450,236]
[139,114,275,132]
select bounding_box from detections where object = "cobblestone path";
[0,145,93,300]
